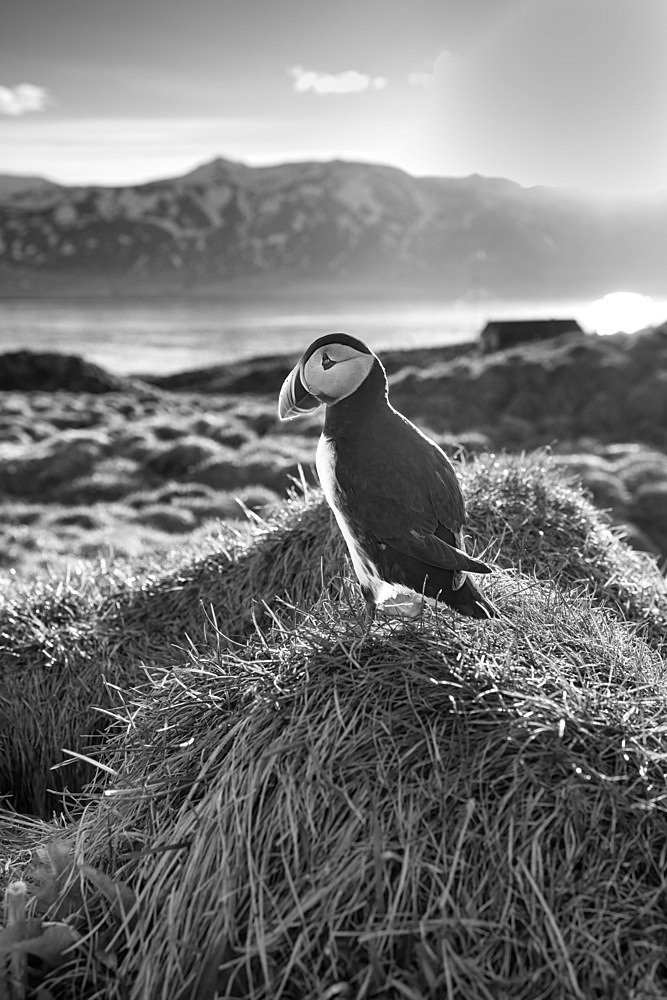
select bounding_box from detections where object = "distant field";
[0,377,666,586]
[1,327,666,585]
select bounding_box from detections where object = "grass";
[4,578,667,999]
[465,452,667,650]
[1,449,667,998]
[1,453,665,818]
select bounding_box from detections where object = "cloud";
[0,83,52,116]
[408,52,460,89]
[289,66,387,95]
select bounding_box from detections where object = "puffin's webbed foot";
[377,592,423,619]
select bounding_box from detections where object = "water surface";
[0,296,610,375]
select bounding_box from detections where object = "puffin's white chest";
[316,434,396,604]
[315,433,339,509]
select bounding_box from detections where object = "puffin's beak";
[279,366,321,420]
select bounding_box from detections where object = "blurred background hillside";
[1,323,666,582]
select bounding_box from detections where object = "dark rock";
[0,349,144,393]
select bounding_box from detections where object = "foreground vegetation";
[2,448,667,998]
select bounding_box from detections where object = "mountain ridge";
[1,156,665,298]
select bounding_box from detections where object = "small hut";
[480,318,583,354]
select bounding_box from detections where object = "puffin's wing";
[385,529,492,574]
[341,425,491,574]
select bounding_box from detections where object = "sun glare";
[586,292,663,337]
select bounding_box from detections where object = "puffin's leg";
[361,586,376,628]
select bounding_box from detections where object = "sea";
[0,295,663,377]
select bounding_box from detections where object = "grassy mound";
[389,325,667,448]
[1,450,667,997]
[7,582,667,999]
[465,452,667,650]
[1,452,665,818]
[0,349,142,393]
[0,501,344,816]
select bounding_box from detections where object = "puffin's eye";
[322,352,336,370]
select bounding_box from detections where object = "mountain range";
[1,157,665,298]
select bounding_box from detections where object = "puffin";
[278,333,495,622]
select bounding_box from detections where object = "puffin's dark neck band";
[324,360,388,435]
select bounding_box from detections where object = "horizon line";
[1,152,664,201]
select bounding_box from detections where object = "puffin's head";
[278,333,378,420]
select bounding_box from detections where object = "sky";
[2,0,667,195]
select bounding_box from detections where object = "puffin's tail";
[448,574,497,619]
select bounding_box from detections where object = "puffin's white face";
[279,337,375,420]
[301,342,374,401]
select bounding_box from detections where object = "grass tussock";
[7,577,667,999]
[464,451,667,650]
[0,447,666,996]
[1,452,665,818]
[0,490,345,815]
